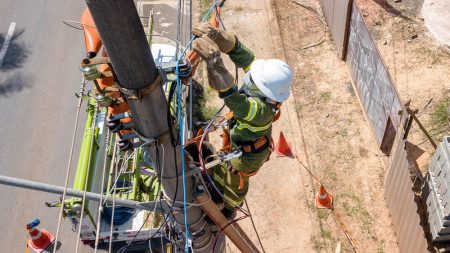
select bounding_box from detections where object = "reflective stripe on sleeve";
[242,98,258,121]
[236,120,272,132]
[243,57,256,72]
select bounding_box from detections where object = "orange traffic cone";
[315,185,333,209]
[275,131,293,157]
[26,219,55,253]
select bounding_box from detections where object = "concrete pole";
[84,0,213,251]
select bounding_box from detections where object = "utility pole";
[84,0,214,251]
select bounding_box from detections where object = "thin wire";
[75,106,99,253]
[52,78,86,253]
[102,141,155,205]
[94,128,111,252]
[62,20,96,30]
[244,199,265,253]
[176,54,190,253]
[108,145,118,253]
[116,142,168,253]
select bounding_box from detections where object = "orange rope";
[294,155,359,252]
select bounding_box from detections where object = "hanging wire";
[75,106,99,253]
[52,78,87,253]
[244,199,266,253]
[108,143,119,253]
[116,142,169,253]
[94,129,111,252]
[62,20,95,30]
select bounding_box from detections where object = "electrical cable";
[116,142,169,253]
[52,78,87,253]
[211,216,247,252]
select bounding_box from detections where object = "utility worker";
[192,23,293,219]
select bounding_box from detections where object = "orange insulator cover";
[81,8,102,57]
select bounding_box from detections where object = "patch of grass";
[430,95,450,141]
[305,200,315,211]
[200,103,220,121]
[317,209,330,220]
[234,5,244,12]
[311,234,324,252]
[295,102,303,113]
[340,192,375,237]
[317,91,332,104]
[347,82,356,97]
[200,0,214,20]
[377,240,385,253]
[426,48,442,65]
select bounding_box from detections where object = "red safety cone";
[275,131,293,157]
[315,185,333,209]
[26,219,55,253]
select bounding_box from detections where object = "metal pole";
[84,0,213,250]
[0,175,168,212]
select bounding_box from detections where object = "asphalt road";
[0,0,191,252]
[0,1,92,252]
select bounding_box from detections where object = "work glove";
[192,36,235,92]
[192,23,236,54]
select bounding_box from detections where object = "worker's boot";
[221,207,237,220]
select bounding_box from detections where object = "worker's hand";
[193,36,235,92]
[193,23,236,54]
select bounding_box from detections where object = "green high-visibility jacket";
[223,40,276,145]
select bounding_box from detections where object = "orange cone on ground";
[26,219,55,253]
[315,185,333,209]
[275,131,293,157]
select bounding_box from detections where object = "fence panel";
[385,131,429,253]
[319,0,352,59]
[345,2,402,154]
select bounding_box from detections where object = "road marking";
[0,22,17,68]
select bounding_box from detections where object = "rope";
[244,199,266,253]
[94,129,111,252]
[331,210,359,253]
[75,105,99,253]
[294,154,322,185]
[52,78,86,253]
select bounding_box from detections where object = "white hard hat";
[249,59,293,102]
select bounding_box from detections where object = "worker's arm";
[219,89,270,126]
[192,24,255,71]
[227,37,255,72]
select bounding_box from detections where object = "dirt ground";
[196,0,450,252]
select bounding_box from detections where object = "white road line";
[0,22,17,68]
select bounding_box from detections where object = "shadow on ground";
[0,28,30,71]
[0,72,32,97]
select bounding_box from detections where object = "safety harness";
[223,100,281,189]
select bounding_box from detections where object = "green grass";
[200,104,221,121]
[318,91,332,104]
[430,95,450,141]
[200,0,214,20]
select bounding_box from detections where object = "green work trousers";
[213,148,271,209]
